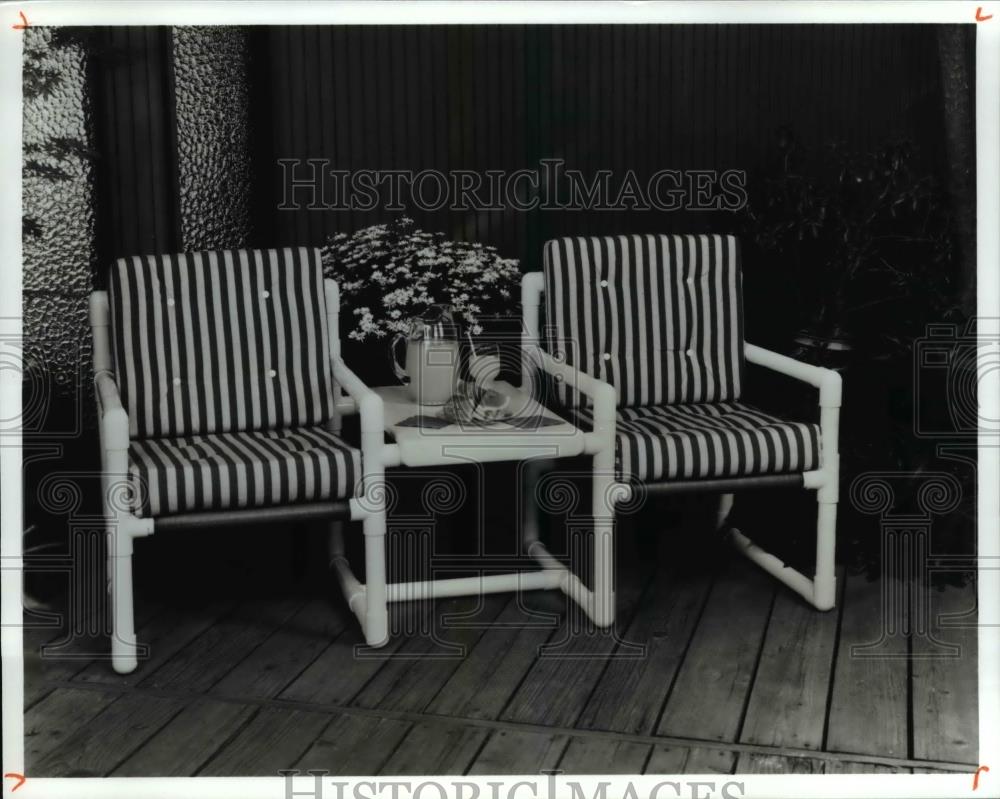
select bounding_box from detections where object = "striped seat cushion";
[108,248,335,439]
[543,234,744,408]
[127,426,360,518]
[574,402,820,483]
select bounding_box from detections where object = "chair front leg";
[588,383,619,628]
[362,510,389,646]
[334,358,390,647]
[103,446,151,674]
[108,523,138,674]
[590,458,616,628]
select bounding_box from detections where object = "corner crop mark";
[3,774,26,793]
[12,11,28,29]
[976,6,993,21]
[973,765,989,790]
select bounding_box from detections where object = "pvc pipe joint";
[819,369,843,408]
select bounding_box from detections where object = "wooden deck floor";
[22,544,978,778]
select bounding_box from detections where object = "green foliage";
[742,130,962,357]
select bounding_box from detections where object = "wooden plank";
[24,687,117,769]
[740,568,844,750]
[825,760,910,774]
[33,692,184,776]
[500,568,647,728]
[353,594,509,714]
[279,607,407,707]
[24,597,162,703]
[912,766,966,774]
[379,721,489,776]
[425,593,561,720]
[140,598,304,692]
[577,567,712,734]
[294,712,412,775]
[645,745,737,775]
[736,753,825,774]
[558,737,650,774]
[198,707,331,776]
[826,572,909,758]
[211,598,351,701]
[467,729,569,775]
[112,698,256,776]
[22,617,92,708]
[657,558,775,742]
[74,600,234,687]
[912,578,978,764]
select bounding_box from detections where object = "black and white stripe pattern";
[128,426,360,518]
[575,402,820,483]
[543,234,744,408]
[108,248,335,439]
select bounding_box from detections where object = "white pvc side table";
[328,379,618,646]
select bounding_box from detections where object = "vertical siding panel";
[351,26,369,233]
[237,23,950,264]
[317,26,336,240]
[92,26,180,260]
[480,26,497,247]
[510,24,527,261]
[549,25,565,240]
[329,25,349,238]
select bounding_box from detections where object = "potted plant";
[741,131,961,368]
[739,132,971,575]
[320,217,521,386]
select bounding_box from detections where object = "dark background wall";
[255,24,955,271]
[77,24,967,273]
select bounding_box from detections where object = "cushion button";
[173,377,181,386]
[166,297,175,307]
[269,369,277,378]
[600,280,609,288]
[603,353,611,361]
[262,290,270,299]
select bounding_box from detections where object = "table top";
[374,381,587,467]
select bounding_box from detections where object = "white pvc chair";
[521,234,841,612]
[89,247,389,673]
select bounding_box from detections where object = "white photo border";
[1,2,996,798]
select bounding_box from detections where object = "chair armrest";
[745,343,842,409]
[95,370,130,450]
[536,350,616,420]
[331,357,382,432]
[332,357,384,440]
[531,350,617,458]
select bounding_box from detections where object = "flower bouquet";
[320,217,521,342]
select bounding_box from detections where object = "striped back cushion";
[543,234,744,408]
[108,247,336,439]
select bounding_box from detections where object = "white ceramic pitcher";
[390,305,460,405]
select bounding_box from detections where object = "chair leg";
[728,484,838,611]
[362,511,389,647]
[521,459,549,551]
[108,527,138,674]
[813,494,838,611]
[590,465,616,628]
[715,492,735,532]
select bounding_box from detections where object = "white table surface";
[374,381,587,467]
